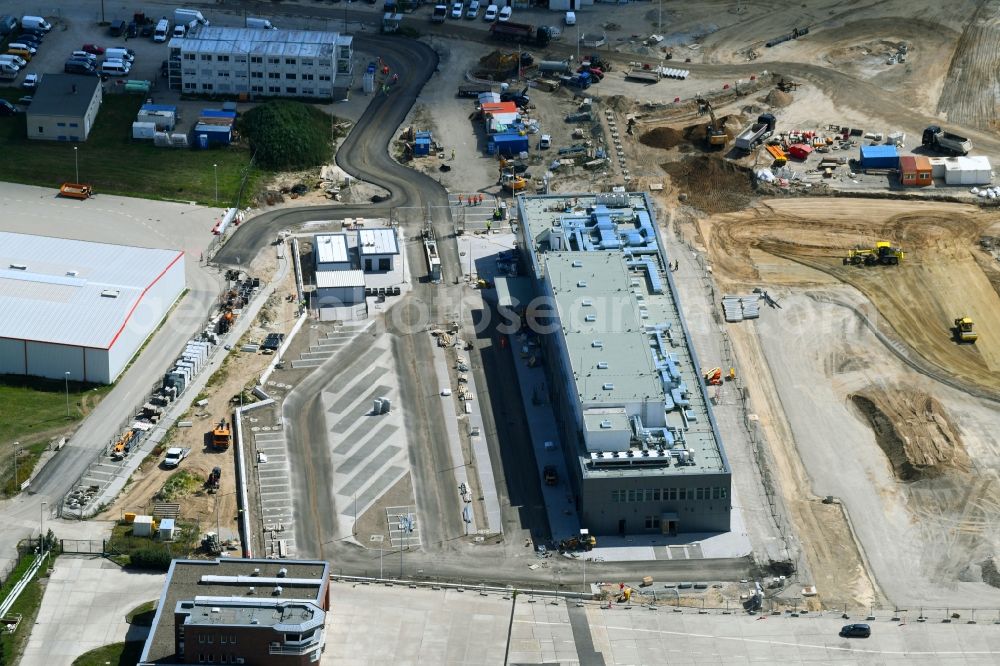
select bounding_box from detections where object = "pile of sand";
[765,89,793,107]
[849,387,970,481]
[661,156,756,214]
[639,126,685,149]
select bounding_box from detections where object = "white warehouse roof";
[315,234,349,264]
[316,269,365,288]
[0,232,185,349]
[358,228,399,255]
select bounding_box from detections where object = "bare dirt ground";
[99,250,299,545]
[703,199,1000,395]
[686,197,1000,605]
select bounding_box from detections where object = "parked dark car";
[109,19,127,37]
[82,43,105,55]
[18,27,46,39]
[126,20,138,38]
[839,624,871,638]
[17,96,32,106]
[140,23,154,37]
[0,99,19,116]
[17,35,42,47]
[160,59,168,77]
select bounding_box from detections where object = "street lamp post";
[213,163,219,204]
[73,147,79,183]
[64,371,71,418]
[40,501,46,554]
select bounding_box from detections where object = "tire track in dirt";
[936,0,1000,129]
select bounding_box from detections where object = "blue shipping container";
[859,144,899,170]
[201,109,237,119]
[489,133,529,156]
[193,123,232,147]
[140,104,178,114]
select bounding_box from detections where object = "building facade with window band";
[167,26,353,100]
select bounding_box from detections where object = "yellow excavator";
[954,317,978,343]
[698,98,727,149]
[844,241,905,266]
[500,171,526,192]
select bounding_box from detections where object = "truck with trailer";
[489,22,552,47]
[174,8,209,27]
[246,17,276,30]
[559,71,592,89]
[922,126,971,156]
[735,113,777,152]
[625,68,660,84]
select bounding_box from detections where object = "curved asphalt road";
[214,35,457,270]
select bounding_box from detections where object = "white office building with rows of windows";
[167,26,353,100]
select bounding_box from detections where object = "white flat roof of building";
[358,228,399,255]
[0,232,184,349]
[315,234,349,264]
[316,269,365,288]
[171,26,351,58]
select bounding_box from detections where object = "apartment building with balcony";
[167,26,353,100]
[138,558,331,665]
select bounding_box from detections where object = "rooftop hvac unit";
[248,587,255,595]
[592,340,603,348]
[596,362,608,369]
[602,383,614,390]
[585,314,596,322]
[600,420,612,429]
[9,263,26,270]
[252,568,260,576]
[379,398,391,414]
[273,586,283,595]
[577,280,587,288]
[277,567,288,577]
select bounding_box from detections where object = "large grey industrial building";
[511,193,732,536]
[167,26,353,100]
[0,233,185,384]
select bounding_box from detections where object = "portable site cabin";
[899,155,932,187]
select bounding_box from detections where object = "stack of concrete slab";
[721,295,760,322]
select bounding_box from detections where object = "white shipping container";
[137,110,176,131]
[132,121,156,139]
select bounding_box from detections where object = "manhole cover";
[251,427,260,432]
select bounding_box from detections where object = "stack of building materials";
[721,295,759,322]
[134,103,178,139]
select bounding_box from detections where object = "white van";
[154,18,170,42]
[565,11,576,25]
[173,23,186,37]
[100,60,131,76]
[105,47,135,63]
[20,16,52,32]
[71,51,98,64]
[246,17,275,30]
[0,54,27,68]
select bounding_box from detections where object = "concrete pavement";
[20,555,164,666]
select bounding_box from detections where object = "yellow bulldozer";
[954,317,978,343]
[843,241,905,266]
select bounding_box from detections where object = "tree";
[238,100,335,170]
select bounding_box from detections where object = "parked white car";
[565,11,576,25]
[483,4,498,21]
[466,0,480,18]
[450,2,463,18]
[498,6,512,21]
[163,447,191,468]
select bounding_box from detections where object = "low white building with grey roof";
[0,232,185,384]
[167,26,353,99]
[26,73,102,142]
[514,193,732,536]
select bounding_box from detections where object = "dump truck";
[59,183,93,200]
[212,419,232,450]
[163,447,191,468]
[843,241,904,266]
[922,126,971,156]
[954,317,978,343]
[489,22,552,47]
[735,113,777,152]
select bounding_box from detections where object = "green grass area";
[125,599,158,626]
[72,641,144,666]
[106,519,200,568]
[0,374,113,496]
[0,552,54,663]
[155,470,201,501]
[0,88,258,206]
[0,374,111,444]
